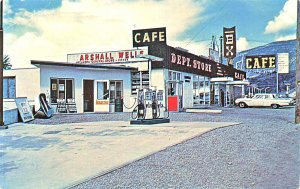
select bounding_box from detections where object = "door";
[109,81,123,112]
[83,80,94,112]
[178,82,183,111]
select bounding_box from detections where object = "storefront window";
[177,73,181,81]
[193,75,210,105]
[3,77,16,99]
[168,82,176,96]
[168,71,172,80]
[131,71,149,95]
[172,72,176,80]
[97,81,108,100]
[50,78,74,103]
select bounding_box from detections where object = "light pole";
[295,0,300,123]
[0,0,7,129]
[219,36,223,64]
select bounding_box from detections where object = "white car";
[235,94,295,109]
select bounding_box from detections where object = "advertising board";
[15,97,34,122]
[133,27,167,47]
[67,48,148,64]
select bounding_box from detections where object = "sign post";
[277,53,289,94]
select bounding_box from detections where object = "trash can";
[115,99,123,112]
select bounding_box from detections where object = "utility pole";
[219,36,223,64]
[296,0,300,124]
[0,0,7,129]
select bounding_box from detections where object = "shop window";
[131,71,149,95]
[193,82,198,89]
[97,81,109,100]
[168,71,172,80]
[177,73,181,81]
[50,78,74,103]
[168,82,176,96]
[3,77,16,99]
[172,72,176,80]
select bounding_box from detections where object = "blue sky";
[3,0,297,68]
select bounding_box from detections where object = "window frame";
[50,78,74,104]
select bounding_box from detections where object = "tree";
[3,55,11,70]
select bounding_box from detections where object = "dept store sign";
[67,48,148,64]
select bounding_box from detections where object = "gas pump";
[144,89,154,119]
[156,90,165,118]
[131,88,170,124]
[151,90,158,119]
[131,89,146,120]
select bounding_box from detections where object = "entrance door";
[83,80,94,112]
[178,82,183,111]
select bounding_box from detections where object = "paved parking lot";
[1,107,299,189]
[1,112,239,189]
[70,107,299,189]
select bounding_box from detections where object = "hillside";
[233,39,296,94]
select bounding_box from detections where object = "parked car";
[235,94,295,109]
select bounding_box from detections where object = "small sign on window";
[59,84,65,91]
[52,84,57,90]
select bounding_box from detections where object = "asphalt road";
[33,107,300,189]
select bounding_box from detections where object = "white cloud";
[5,0,205,68]
[264,0,297,34]
[237,37,250,51]
[169,40,210,57]
[275,34,296,41]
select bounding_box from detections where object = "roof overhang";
[210,77,234,82]
[31,60,138,71]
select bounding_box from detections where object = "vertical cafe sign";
[223,27,237,64]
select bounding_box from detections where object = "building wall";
[3,68,40,104]
[39,65,133,113]
[150,68,167,108]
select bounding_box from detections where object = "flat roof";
[31,60,138,71]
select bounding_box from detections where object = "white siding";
[39,65,133,113]
[3,68,40,104]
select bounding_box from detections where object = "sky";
[3,0,297,68]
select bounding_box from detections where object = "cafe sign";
[245,55,276,69]
[133,27,167,47]
[67,48,148,64]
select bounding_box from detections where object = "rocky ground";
[32,107,300,189]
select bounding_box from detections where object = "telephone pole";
[296,0,300,124]
[0,0,7,129]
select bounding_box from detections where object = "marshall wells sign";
[67,48,148,64]
[245,55,276,69]
[133,27,167,47]
[148,45,246,80]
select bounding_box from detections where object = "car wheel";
[271,104,279,109]
[239,102,247,108]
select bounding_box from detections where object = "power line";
[183,1,228,48]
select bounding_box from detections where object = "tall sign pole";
[0,0,6,129]
[296,0,300,124]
